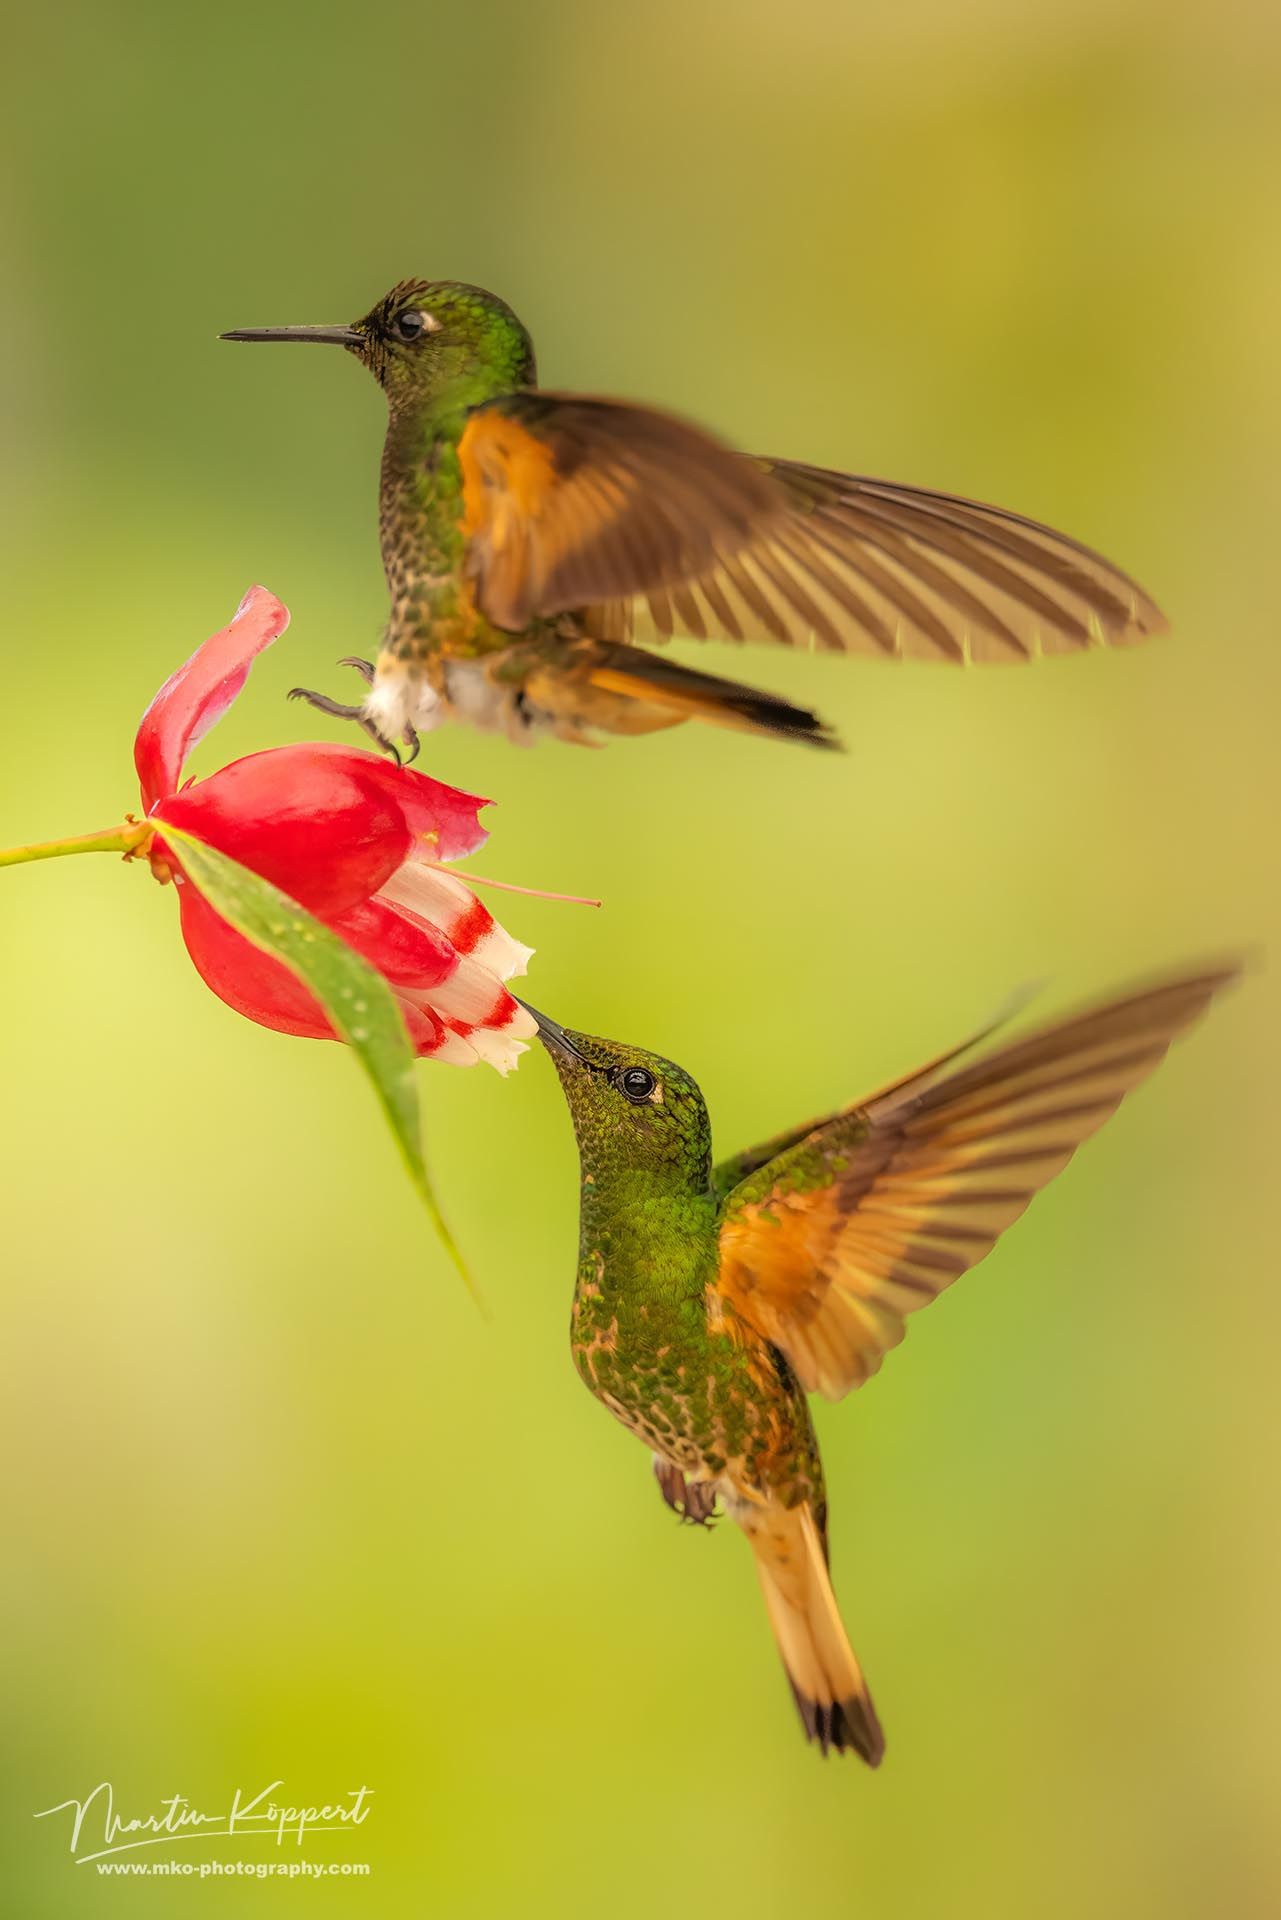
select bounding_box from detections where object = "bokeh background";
[2,2,1277,1914]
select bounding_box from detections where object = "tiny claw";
[288,683,402,765]
[288,685,364,722]
[338,656,376,685]
[401,722,420,766]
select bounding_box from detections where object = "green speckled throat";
[534,1021,719,1306]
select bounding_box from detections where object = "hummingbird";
[522,962,1236,1761]
[222,280,1166,759]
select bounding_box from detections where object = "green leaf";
[158,822,474,1298]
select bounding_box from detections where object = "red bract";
[138,588,535,1070]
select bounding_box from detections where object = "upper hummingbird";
[524,962,1236,1761]
[222,279,1166,759]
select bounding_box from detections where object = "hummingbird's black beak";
[514,999,590,1065]
[220,325,364,348]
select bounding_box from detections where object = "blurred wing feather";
[709,999,1022,1202]
[716,967,1236,1401]
[588,460,1167,662]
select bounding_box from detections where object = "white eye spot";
[393,309,442,343]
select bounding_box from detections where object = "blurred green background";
[1,1,1277,1914]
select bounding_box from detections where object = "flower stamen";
[433,864,602,909]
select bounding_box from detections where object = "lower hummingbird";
[523,963,1235,1761]
[222,280,1165,760]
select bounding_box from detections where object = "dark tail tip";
[722,688,844,751]
[601,645,844,749]
[791,1681,886,1765]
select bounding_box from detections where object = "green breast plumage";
[569,1220,824,1506]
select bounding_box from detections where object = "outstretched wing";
[716,966,1237,1401]
[709,1004,1023,1203]
[589,460,1166,662]
[458,392,1166,653]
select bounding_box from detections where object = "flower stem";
[0,818,154,869]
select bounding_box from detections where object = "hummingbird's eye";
[618,1066,657,1103]
[393,309,443,343]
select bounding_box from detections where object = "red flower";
[136,587,536,1071]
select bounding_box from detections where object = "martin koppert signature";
[34,1780,374,1864]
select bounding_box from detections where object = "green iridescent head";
[222,278,536,414]
[525,1008,712,1193]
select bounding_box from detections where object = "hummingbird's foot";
[684,1503,719,1529]
[337,658,420,761]
[653,1458,719,1528]
[337,655,375,684]
[287,685,363,724]
[287,683,404,764]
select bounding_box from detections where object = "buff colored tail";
[746,1503,884,1764]
[587,647,841,749]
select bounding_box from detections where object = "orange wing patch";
[717,966,1238,1401]
[459,410,558,535]
[458,409,560,630]
[457,393,784,633]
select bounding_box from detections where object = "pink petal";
[395,997,453,1058]
[326,896,458,989]
[154,744,413,917]
[355,760,492,864]
[135,586,290,810]
[377,860,533,981]
[419,993,537,1074]
[175,878,337,1042]
[423,958,522,1027]
[175,881,457,1060]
